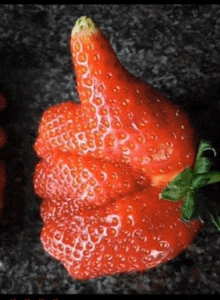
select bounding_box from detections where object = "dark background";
[0,4,220,294]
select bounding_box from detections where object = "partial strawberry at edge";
[33,16,202,280]
[0,94,6,111]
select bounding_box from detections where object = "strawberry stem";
[160,140,220,230]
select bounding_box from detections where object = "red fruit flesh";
[34,16,201,280]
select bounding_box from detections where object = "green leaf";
[194,157,211,174]
[206,171,220,185]
[191,173,210,191]
[195,140,212,161]
[194,140,213,174]
[191,171,220,190]
[181,191,196,222]
[161,167,193,201]
[161,139,220,226]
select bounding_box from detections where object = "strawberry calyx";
[161,140,220,226]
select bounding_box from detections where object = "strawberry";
[33,16,220,280]
[34,150,149,210]
[40,188,200,280]
[0,94,7,215]
[34,17,197,187]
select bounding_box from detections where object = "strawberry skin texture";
[0,94,7,215]
[34,16,201,280]
[40,188,200,280]
[34,150,149,209]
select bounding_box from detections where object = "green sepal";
[191,171,220,190]
[191,173,210,191]
[161,167,193,201]
[194,140,214,174]
[181,190,196,222]
[195,140,213,161]
[161,140,220,226]
[194,157,211,174]
[206,171,220,185]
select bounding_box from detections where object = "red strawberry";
[34,149,149,210]
[40,188,200,280]
[33,16,208,280]
[34,17,197,188]
[0,94,7,215]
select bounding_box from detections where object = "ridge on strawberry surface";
[33,16,219,280]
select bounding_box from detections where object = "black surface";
[0,4,220,294]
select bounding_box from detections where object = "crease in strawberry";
[34,149,150,210]
[34,16,208,280]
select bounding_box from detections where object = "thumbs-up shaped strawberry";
[33,17,220,280]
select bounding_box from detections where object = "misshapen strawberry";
[35,17,197,187]
[33,16,208,280]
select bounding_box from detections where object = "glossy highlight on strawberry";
[33,16,202,280]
